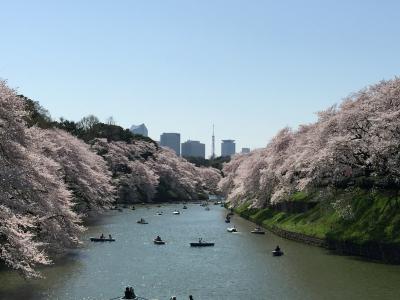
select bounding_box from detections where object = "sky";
[1,0,400,156]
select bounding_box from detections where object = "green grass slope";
[235,188,400,245]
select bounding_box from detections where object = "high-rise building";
[241,147,250,154]
[160,133,181,156]
[130,123,148,137]
[181,140,206,158]
[221,140,236,157]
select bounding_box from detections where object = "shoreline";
[232,206,400,264]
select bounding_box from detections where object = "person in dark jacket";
[129,287,136,298]
[124,286,136,299]
[124,287,131,299]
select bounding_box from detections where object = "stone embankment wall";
[264,225,327,247]
[325,239,400,264]
[266,223,400,263]
[235,206,400,264]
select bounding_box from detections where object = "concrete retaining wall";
[235,208,400,264]
[265,225,327,247]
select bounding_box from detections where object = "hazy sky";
[1,0,400,156]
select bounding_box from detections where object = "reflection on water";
[1,204,400,300]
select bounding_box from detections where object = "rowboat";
[153,239,166,245]
[137,219,148,224]
[272,250,284,256]
[251,227,265,234]
[190,242,215,247]
[227,227,237,232]
[173,211,180,215]
[90,237,115,242]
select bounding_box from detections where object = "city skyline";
[137,123,247,157]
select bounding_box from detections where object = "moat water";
[1,204,400,300]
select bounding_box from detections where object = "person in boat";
[109,234,112,240]
[129,287,136,298]
[189,295,194,300]
[198,238,202,243]
[124,286,136,299]
[155,235,162,241]
[275,245,281,252]
[124,287,131,299]
[100,233,105,239]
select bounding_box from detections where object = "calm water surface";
[1,204,400,300]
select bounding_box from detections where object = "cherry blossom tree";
[0,79,222,277]
[221,77,400,213]
[198,166,222,195]
[0,81,82,277]
[30,128,115,213]
[150,148,201,200]
[93,138,221,203]
[92,139,159,202]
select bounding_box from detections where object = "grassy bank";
[234,188,400,246]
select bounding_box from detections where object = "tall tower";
[211,124,215,159]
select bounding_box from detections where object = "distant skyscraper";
[241,147,250,154]
[182,140,206,158]
[130,123,148,137]
[221,140,236,157]
[160,133,181,156]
